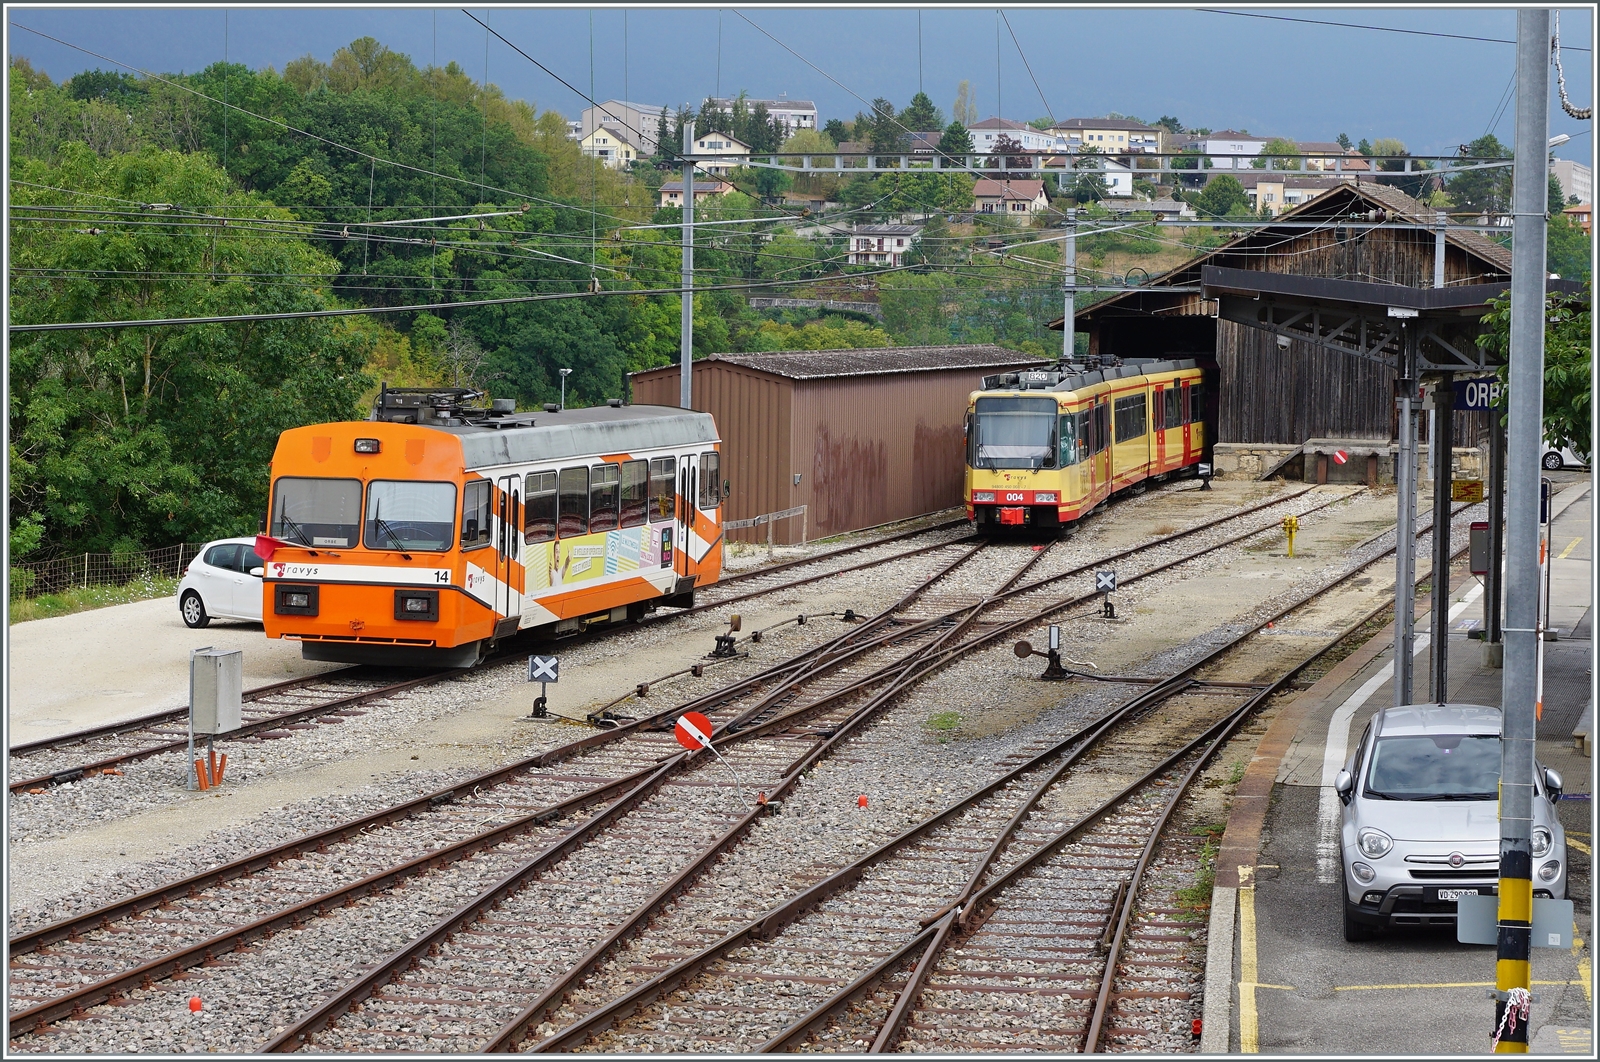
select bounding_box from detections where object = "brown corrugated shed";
[630,346,1046,543]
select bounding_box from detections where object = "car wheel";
[1542,451,1564,470]
[1342,898,1377,942]
[180,590,211,629]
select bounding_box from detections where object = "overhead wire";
[1199,9,1589,51]
[1000,10,1055,127]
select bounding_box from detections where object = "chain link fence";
[9,543,207,601]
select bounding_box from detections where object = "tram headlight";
[1035,492,1058,503]
[354,438,382,454]
[973,491,996,502]
[285,592,311,609]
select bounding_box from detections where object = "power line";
[1199,9,1590,52]
[8,264,923,333]
[1000,10,1055,127]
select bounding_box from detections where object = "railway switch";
[711,615,741,658]
[1013,627,1071,680]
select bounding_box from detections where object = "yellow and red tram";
[259,389,724,667]
[964,358,1205,531]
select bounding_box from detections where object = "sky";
[7,5,1595,164]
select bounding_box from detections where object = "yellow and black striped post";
[1493,7,1550,1053]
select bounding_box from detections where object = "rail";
[724,504,808,557]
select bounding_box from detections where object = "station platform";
[1201,479,1593,1055]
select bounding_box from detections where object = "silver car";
[177,537,267,628]
[1336,703,1567,941]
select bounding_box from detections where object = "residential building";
[579,125,644,168]
[576,100,666,153]
[1099,197,1196,220]
[704,95,818,136]
[1234,172,1348,215]
[968,118,1060,155]
[1563,203,1591,235]
[848,224,923,266]
[973,179,1051,214]
[1202,130,1270,169]
[1050,117,1163,154]
[689,130,751,175]
[1552,159,1592,205]
[1045,156,1134,197]
[658,178,735,208]
[1295,142,1371,174]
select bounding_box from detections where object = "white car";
[1542,441,1590,471]
[178,537,267,628]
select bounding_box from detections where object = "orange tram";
[259,388,724,667]
[964,358,1206,531]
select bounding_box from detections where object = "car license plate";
[1437,888,1478,902]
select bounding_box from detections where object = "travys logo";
[271,562,317,579]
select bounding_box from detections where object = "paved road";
[8,596,338,744]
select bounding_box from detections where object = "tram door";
[676,454,699,580]
[495,475,521,621]
[1181,381,1193,462]
[1152,386,1167,471]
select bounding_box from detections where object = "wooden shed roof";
[1053,180,1514,329]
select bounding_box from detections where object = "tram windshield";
[970,397,1058,470]
[271,477,362,548]
[364,481,457,552]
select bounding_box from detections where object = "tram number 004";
[1004,492,1026,502]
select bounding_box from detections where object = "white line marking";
[1314,584,1484,884]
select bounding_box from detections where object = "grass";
[8,575,180,624]
[1226,759,1248,786]
[928,710,961,741]
[1151,523,1179,536]
[1174,822,1228,920]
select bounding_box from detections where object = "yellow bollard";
[1283,514,1299,558]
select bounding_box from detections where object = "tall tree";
[1336,132,1353,150]
[1195,174,1249,218]
[1483,285,1591,458]
[938,121,974,160]
[1252,137,1299,169]
[822,118,849,144]
[869,98,905,155]
[1449,133,1512,218]
[1156,115,1183,134]
[901,91,943,131]
[952,80,977,127]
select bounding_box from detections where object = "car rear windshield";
[1365,734,1500,800]
[365,481,456,552]
[271,477,362,548]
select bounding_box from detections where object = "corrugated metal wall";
[630,364,794,544]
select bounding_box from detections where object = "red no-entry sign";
[1333,450,1349,465]
[675,711,714,751]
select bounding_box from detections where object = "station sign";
[1453,376,1504,411]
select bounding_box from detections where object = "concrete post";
[1429,375,1454,701]
[1494,9,1549,1051]
[1062,208,1077,359]
[680,121,695,410]
[1434,209,1448,289]
[1393,326,1418,707]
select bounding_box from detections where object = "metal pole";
[1495,10,1549,1051]
[1062,208,1077,359]
[1429,375,1454,701]
[1487,412,1507,662]
[680,121,696,410]
[1393,326,1418,707]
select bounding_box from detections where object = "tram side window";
[461,480,491,549]
[1114,394,1147,443]
[1187,383,1204,424]
[1164,387,1182,429]
[648,457,676,522]
[524,471,557,544]
[1092,404,1109,454]
[590,464,621,532]
[558,467,589,538]
[698,452,722,510]
[1059,414,1087,467]
[1152,389,1166,432]
[620,460,648,528]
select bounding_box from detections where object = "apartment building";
[704,95,818,136]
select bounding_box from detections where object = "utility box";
[191,648,243,735]
[1469,521,1491,575]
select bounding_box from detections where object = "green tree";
[1549,174,1567,217]
[1156,115,1183,134]
[9,144,374,557]
[1195,174,1249,218]
[938,122,974,159]
[1253,137,1299,169]
[1450,134,1513,218]
[1483,285,1591,458]
[1336,132,1352,150]
[823,118,849,144]
[1546,212,1593,282]
[1356,138,1373,156]
[869,98,905,155]
[952,80,977,126]
[901,91,943,132]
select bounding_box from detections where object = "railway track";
[482,508,1481,1055]
[3,483,1282,797]
[6,488,1338,1046]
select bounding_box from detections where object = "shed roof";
[674,345,1047,381]
[436,405,719,471]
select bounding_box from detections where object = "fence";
[723,505,808,560]
[9,542,206,601]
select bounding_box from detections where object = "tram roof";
[429,404,719,470]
